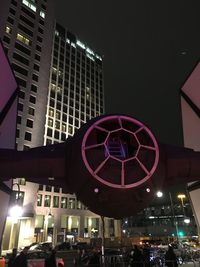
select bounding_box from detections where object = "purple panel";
[82,115,159,189]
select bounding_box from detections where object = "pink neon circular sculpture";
[82,115,159,189]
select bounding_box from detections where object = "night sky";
[56,1,200,145]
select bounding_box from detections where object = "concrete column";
[79,215,85,238]
[114,220,121,238]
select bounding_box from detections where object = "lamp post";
[8,182,23,249]
[156,191,179,243]
[177,194,186,216]
[43,211,52,242]
[9,183,23,219]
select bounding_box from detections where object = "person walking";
[12,246,29,267]
[8,248,17,267]
[165,245,178,267]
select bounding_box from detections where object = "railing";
[73,255,200,267]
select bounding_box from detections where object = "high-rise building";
[0,0,120,250]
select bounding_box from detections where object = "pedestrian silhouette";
[45,248,57,267]
[12,246,28,267]
[8,248,17,267]
[165,245,178,267]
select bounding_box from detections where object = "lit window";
[61,197,67,209]
[37,194,42,206]
[53,196,59,208]
[17,33,30,46]
[86,47,95,56]
[22,0,36,12]
[55,111,60,120]
[96,54,102,61]
[44,195,51,207]
[5,26,12,34]
[48,118,53,127]
[62,123,66,132]
[55,121,60,129]
[48,108,54,117]
[19,178,26,185]
[76,40,85,49]
[71,42,76,48]
[51,83,56,91]
[40,11,45,18]
[55,30,59,36]
[86,53,95,61]
[69,198,76,209]
[68,125,73,135]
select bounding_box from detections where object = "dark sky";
[56,1,200,145]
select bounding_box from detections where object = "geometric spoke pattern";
[82,115,159,189]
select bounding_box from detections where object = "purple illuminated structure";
[1,39,200,219]
[1,113,200,218]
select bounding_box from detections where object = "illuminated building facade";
[0,0,118,251]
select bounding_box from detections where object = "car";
[72,242,90,250]
[56,242,71,251]
[27,250,64,267]
[29,242,53,251]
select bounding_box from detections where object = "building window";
[20,15,34,27]
[16,129,20,138]
[31,84,37,92]
[16,33,31,46]
[19,90,25,99]
[40,11,45,18]
[32,74,38,82]
[3,36,10,44]
[77,200,82,209]
[69,198,76,209]
[28,107,35,116]
[26,119,33,128]
[18,24,33,37]
[48,108,54,117]
[11,191,24,206]
[61,197,67,209]
[44,195,51,207]
[54,187,60,193]
[18,178,26,185]
[22,0,37,12]
[17,115,21,124]
[15,42,31,55]
[29,95,36,104]
[48,118,53,127]
[35,54,40,61]
[12,63,28,76]
[45,185,52,192]
[38,27,43,34]
[53,196,59,208]
[37,194,42,206]
[25,131,32,141]
[33,64,39,72]
[39,184,43,190]
[18,102,24,111]
[13,53,29,65]
[5,26,12,34]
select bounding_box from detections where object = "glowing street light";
[156,191,163,198]
[9,205,23,218]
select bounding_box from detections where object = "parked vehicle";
[72,242,90,250]
[29,242,53,251]
[56,242,71,251]
[27,250,64,267]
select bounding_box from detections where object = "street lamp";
[8,182,23,220]
[177,194,186,214]
[156,190,179,242]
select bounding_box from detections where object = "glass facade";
[44,23,104,144]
